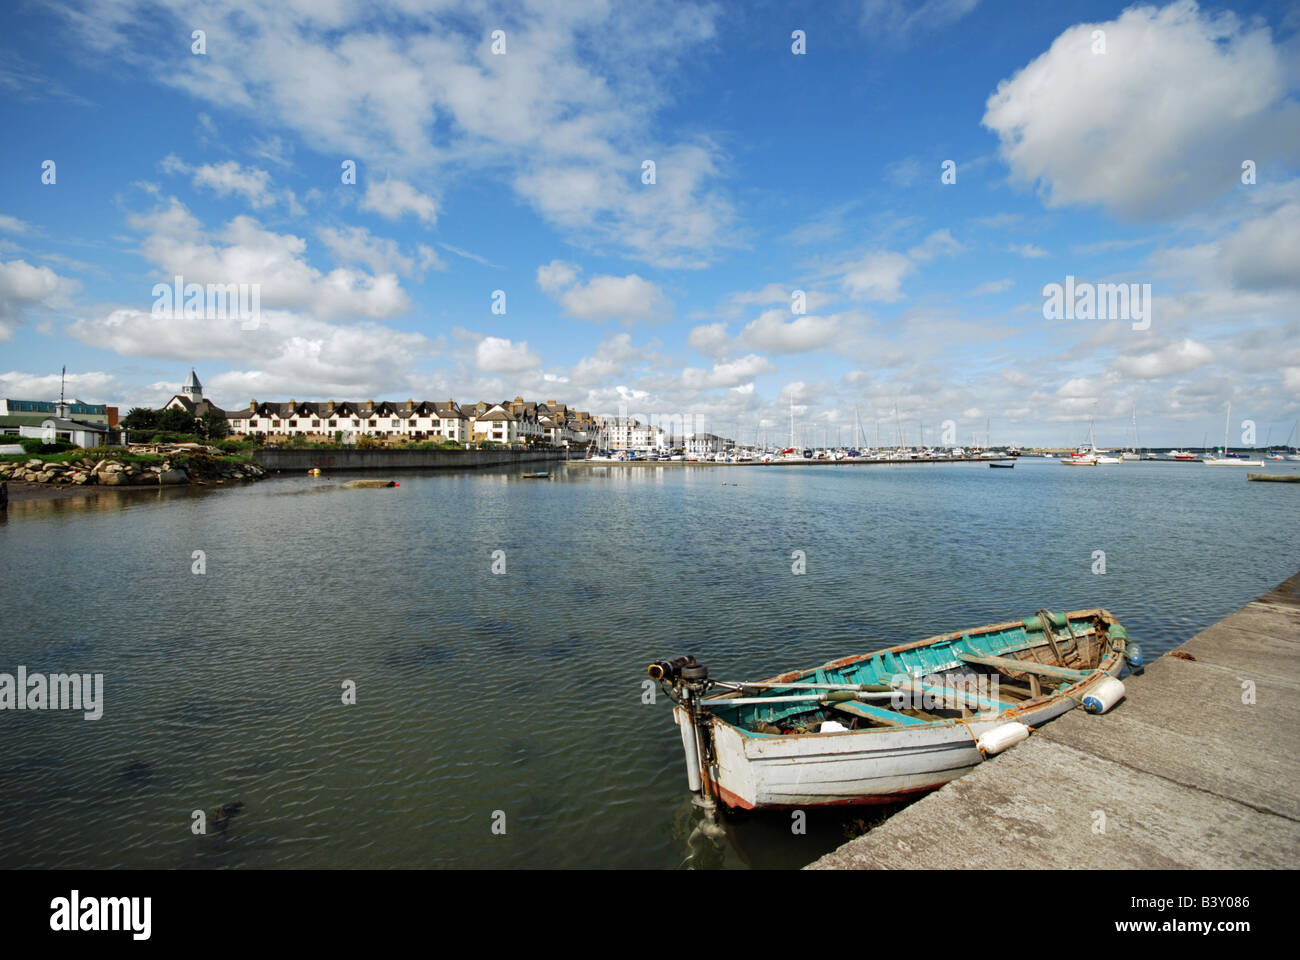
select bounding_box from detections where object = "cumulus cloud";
[160,155,276,208]
[1156,202,1300,292]
[688,322,730,357]
[840,251,914,301]
[1114,338,1215,379]
[361,178,438,226]
[536,260,670,325]
[0,258,69,340]
[983,0,1300,220]
[740,309,840,354]
[476,336,540,373]
[682,354,775,389]
[129,198,410,320]
[69,3,735,266]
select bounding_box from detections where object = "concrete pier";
[808,571,1300,869]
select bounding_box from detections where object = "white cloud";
[537,261,670,325]
[129,198,409,320]
[971,278,1014,295]
[907,229,963,262]
[161,155,276,208]
[1156,202,1300,292]
[841,251,914,301]
[740,308,840,354]
[476,336,540,373]
[983,0,1300,220]
[1008,243,1048,259]
[317,225,413,276]
[71,4,734,266]
[1114,338,1215,379]
[688,322,730,357]
[361,178,438,226]
[0,258,69,340]
[0,214,29,234]
[682,354,775,389]
[862,0,981,40]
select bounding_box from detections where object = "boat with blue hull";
[650,608,1137,811]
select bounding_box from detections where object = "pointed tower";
[183,369,203,403]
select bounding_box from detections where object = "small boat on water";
[650,608,1137,811]
[521,471,549,478]
[989,462,1014,469]
[1247,473,1300,483]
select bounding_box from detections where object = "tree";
[123,407,159,431]
[158,406,198,433]
[199,409,230,440]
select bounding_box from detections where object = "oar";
[705,690,897,707]
[711,680,895,693]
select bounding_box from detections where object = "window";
[312,420,321,428]
[329,420,337,427]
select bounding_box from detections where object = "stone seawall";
[254,448,569,472]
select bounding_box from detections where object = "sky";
[1,0,1298,449]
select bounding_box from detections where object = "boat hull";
[674,610,1128,811]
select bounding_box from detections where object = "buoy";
[976,721,1030,756]
[1083,676,1126,714]
[1125,643,1143,670]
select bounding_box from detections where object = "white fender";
[1083,676,1126,714]
[977,721,1030,756]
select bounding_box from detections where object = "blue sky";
[1,0,1298,448]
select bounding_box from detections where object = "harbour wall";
[807,570,1300,869]
[254,448,568,472]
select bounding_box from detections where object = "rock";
[158,468,188,484]
[26,459,43,469]
[98,471,128,485]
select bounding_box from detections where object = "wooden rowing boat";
[1247,473,1300,483]
[650,608,1137,811]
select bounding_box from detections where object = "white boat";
[1204,401,1263,466]
[650,608,1134,811]
[1061,419,1100,465]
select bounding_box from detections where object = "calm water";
[2,458,1297,869]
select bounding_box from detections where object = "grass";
[1,445,255,467]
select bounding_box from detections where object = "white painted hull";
[693,659,1122,810]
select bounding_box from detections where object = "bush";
[5,436,78,455]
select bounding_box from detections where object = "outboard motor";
[649,656,714,808]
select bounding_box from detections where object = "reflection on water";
[670,796,917,870]
[1,459,1297,869]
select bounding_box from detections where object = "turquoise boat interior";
[705,611,1122,735]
